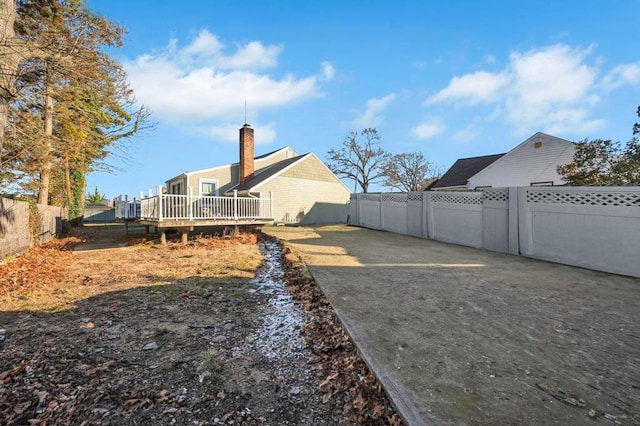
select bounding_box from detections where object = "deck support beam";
[181,229,188,245]
[160,231,166,244]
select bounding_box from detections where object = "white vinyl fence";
[348,187,640,278]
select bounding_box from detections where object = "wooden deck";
[114,190,274,229]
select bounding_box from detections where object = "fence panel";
[381,193,408,235]
[482,188,509,253]
[519,187,640,277]
[407,192,424,237]
[430,191,483,248]
[359,194,381,229]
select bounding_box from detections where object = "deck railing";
[113,195,141,219]
[116,188,273,222]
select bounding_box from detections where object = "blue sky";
[86,0,640,198]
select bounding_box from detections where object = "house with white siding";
[467,132,575,189]
[434,132,576,190]
[165,124,351,224]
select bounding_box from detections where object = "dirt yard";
[0,224,402,425]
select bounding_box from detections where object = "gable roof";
[432,153,505,189]
[165,146,296,182]
[225,152,352,194]
[227,154,310,193]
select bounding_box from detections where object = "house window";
[199,179,219,196]
[530,181,553,186]
[170,182,182,194]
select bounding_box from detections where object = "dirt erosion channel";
[0,224,402,425]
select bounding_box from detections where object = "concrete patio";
[264,224,640,425]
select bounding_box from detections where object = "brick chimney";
[239,124,255,184]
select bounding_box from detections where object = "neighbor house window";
[199,179,219,196]
[531,181,553,186]
[170,182,182,194]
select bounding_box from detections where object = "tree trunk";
[64,155,72,209]
[37,62,54,205]
[0,0,18,163]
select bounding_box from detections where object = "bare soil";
[0,224,402,425]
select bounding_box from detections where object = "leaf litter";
[0,224,403,425]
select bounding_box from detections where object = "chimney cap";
[242,123,252,128]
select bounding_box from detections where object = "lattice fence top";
[407,192,424,201]
[527,189,640,207]
[483,188,509,202]
[430,192,482,205]
[359,193,380,201]
[381,193,408,203]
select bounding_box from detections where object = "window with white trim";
[199,179,219,196]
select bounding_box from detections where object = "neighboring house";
[468,132,575,189]
[165,124,351,224]
[433,132,576,190]
[83,202,115,222]
[431,153,505,190]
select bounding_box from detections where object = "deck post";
[188,186,193,220]
[160,230,166,244]
[269,191,274,219]
[233,190,238,220]
[157,185,163,221]
[181,228,188,244]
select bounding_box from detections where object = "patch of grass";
[2,255,16,265]
[154,326,171,336]
[200,349,223,384]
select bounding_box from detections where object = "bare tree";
[381,152,442,192]
[326,128,389,193]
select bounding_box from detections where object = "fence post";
[508,187,519,255]
[157,185,163,221]
[517,187,530,255]
[379,193,384,230]
[269,191,274,219]
[188,186,193,220]
[426,191,434,238]
[422,191,428,238]
[233,190,238,220]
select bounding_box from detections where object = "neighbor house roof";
[226,154,310,193]
[432,153,505,189]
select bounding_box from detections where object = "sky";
[86,0,640,198]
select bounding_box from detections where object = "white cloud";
[452,124,479,143]
[352,93,396,128]
[124,30,327,125]
[602,62,640,90]
[204,123,276,145]
[321,61,335,80]
[410,119,445,140]
[426,44,616,136]
[426,71,510,105]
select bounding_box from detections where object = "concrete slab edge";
[278,240,428,426]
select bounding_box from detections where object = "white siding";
[468,133,575,189]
